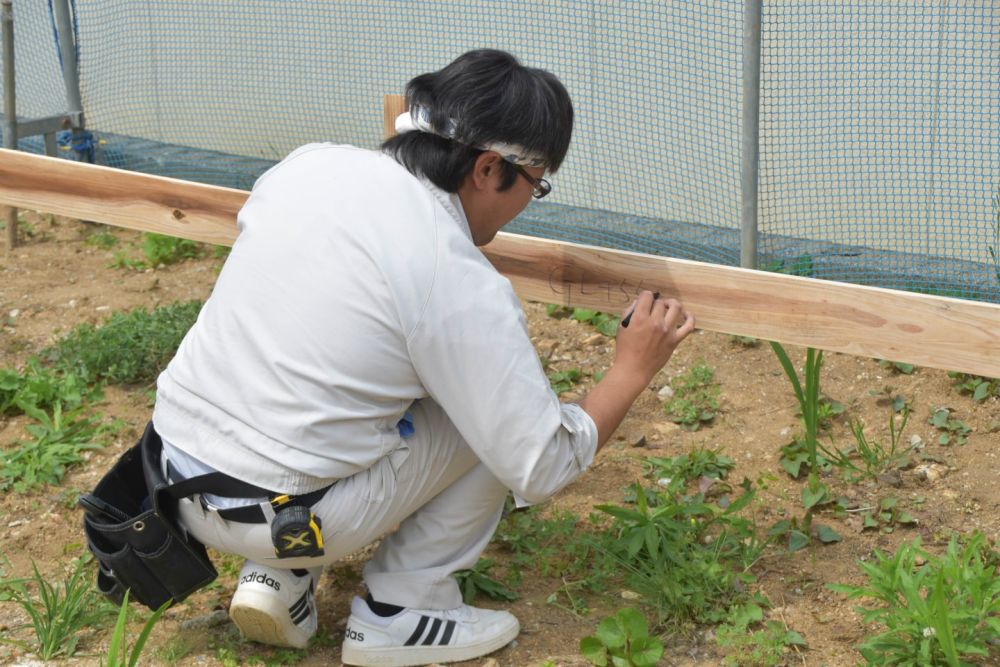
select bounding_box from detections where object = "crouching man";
[150,49,694,665]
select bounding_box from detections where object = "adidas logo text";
[344,626,365,642]
[240,571,281,591]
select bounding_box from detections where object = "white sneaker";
[340,595,519,666]
[229,562,320,649]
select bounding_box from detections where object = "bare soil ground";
[1,213,998,666]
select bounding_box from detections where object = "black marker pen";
[621,291,659,328]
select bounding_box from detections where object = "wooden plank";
[0,149,243,246]
[2,147,999,377]
[483,234,1000,378]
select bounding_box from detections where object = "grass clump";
[597,452,765,626]
[142,233,201,266]
[105,591,169,667]
[43,301,203,385]
[496,505,614,591]
[829,533,1000,666]
[0,403,109,492]
[0,557,113,660]
[0,357,93,416]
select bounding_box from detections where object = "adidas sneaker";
[229,561,319,649]
[340,595,519,666]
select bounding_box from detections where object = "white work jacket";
[153,144,598,502]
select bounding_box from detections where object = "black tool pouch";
[79,423,217,611]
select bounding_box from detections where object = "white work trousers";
[173,399,509,609]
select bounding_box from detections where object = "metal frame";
[2,0,16,250]
[740,0,763,270]
[1,0,85,249]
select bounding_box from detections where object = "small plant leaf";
[802,476,829,509]
[788,530,810,552]
[628,636,665,667]
[816,524,841,543]
[784,629,808,646]
[595,617,626,650]
[580,636,608,666]
[973,382,990,401]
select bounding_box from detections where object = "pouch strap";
[139,422,331,525]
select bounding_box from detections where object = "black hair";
[382,49,574,193]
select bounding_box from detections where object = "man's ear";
[469,151,503,190]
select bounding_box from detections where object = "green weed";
[580,607,664,667]
[644,446,734,484]
[597,475,764,625]
[663,362,719,431]
[43,301,203,385]
[730,334,760,347]
[85,229,119,249]
[546,305,620,337]
[0,557,112,660]
[829,533,1000,666]
[142,233,201,266]
[859,497,918,534]
[770,344,837,544]
[156,635,197,665]
[454,558,518,604]
[548,368,583,395]
[947,372,999,402]
[107,250,148,272]
[105,591,169,667]
[0,357,94,416]
[843,408,916,482]
[570,308,620,337]
[877,359,916,375]
[546,579,591,618]
[716,598,806,667]
[762,254,814,277]
[496,506,614,591]
[0,403,108,493]
[793,394,844,431]
[929,408,971,446]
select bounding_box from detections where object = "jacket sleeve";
[404,235,599,504]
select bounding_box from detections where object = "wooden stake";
[383,94,407,141]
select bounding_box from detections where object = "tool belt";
[80,422,331,611]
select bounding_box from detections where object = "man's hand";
[578,291,695,450]
[614,291,696,388]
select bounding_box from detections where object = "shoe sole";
[340,621,519,666]
[230,589,310,650]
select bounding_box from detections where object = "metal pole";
[51,0,83,121]
[2,0,17,251]
[741,0,763,269]
[43,131,57,156]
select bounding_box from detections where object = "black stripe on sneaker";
[289,591,311,625]
[421,618,442,645]
[439,619,457,645]
[404,615,429,646]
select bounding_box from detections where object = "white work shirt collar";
[420,177,472,243]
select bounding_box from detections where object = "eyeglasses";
[512,164,552,199]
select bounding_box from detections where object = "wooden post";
[383,94,407,141]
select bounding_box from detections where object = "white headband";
[394,106,548,169]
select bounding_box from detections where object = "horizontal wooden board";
[3,148,999,377]
[0,149,243,246]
